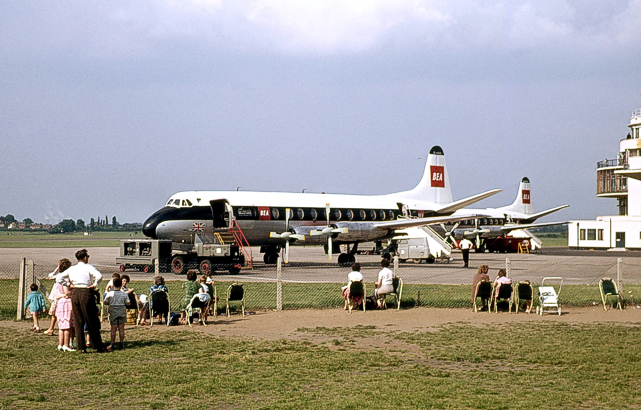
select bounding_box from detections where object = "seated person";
[104,273,121,293]
[179,270,202,324]
[120,274,140,309]
[494,268,511,298]
[140,276,170,325]
[471,265,490,310]
[342,262,364,310]
[374,258,394,308]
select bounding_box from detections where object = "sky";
[2,0,641,225]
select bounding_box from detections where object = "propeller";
[439,222,460,246]
[310,203,348,260]
[463,219,490,249]
[269,208,304,263]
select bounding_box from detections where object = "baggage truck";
[116,235,245,275]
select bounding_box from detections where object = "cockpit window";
[185,199,192,206]
[166,200,173,206]
[173,199,180,206]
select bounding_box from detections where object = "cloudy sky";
[2,0,640,224]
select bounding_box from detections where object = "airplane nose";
[142,219,157,238]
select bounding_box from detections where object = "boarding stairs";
[420,226,453,260]
[210,221,254,269]
[510,228,542,253]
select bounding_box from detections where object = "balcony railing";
[597,168,627,195]
[596,158,624,168]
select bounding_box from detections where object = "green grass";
[0,231,143,248]
[1,321,640,408]
[3,279,641,321]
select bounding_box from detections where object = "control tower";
[569,108,641,249]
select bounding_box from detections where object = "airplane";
[142,146,501,266]
[437,177,569,251]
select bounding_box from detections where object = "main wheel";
[337,253,354,266]
[171,255,186,275]
[199,259,212,275]
[119,265,126,272]
[426,257,435,264]
[264,252,278,265]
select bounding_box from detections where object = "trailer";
[116,235,245,275]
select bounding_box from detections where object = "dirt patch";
[4,306,639,342]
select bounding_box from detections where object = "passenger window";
[379,210,386,220]
[388,210,395,220]
[333,209,342,221]
[345,210,354,221]
[310,209,318,220]
[297,208,305,219]
[370,210,377,220]
[359,210,367,220]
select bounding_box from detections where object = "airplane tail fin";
[502,177,535,215]
[401,146,453,204]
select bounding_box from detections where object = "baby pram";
[536,277,562,316]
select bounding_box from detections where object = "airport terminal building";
[569,108,641,249]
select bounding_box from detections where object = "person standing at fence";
[24,283,47,333]
[459,238,474,268]
[44,258,72,336]
[55,278,75,351]
[59,249,109,353]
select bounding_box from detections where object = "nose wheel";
[337,253,356,266]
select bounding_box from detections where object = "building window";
[598,229,603,241]
[580,229,586,240]
[587,229,596,240]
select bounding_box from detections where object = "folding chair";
[514,281,533,313]
[381,276,403,311]
[226,283,245,317]
[492,282,513,313]
[207,283,218,318]
[347,280,366,313]
[473,279,492,313]
[149,289,170,327]
[185,293,210,327]
[127,291,140,325]
[599,277,623,311]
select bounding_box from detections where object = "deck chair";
[185,293,210,327]
[599,277,623,311]
[226,283,245,317]
[492,282,513,313]
[206,283,218,318]
[473,279,493,313]
[149,289,170,327]
[347,280,366,313]
[127,291,141,325]
[381,276,403,310]
[514,281,533,313]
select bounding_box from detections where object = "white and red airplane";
[142,146,500,265]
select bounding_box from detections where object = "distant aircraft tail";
[502,177,535,215]
[400,146,453,204]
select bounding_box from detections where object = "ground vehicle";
[483,236,530,253]
[393,238,436,264]
[116,235,245,275]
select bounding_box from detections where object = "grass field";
[1,320,640,408]
[0,231,143,248]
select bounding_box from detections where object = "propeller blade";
[331,227,349,234]
[326,203,330,225]
[328,235,332,260]
[269,232,280,238]
[291,234,305,241]
[285,240,290,264]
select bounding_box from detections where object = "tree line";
[0,214,141,233]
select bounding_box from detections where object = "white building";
[569,108,641,249]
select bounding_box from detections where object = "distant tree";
[57,219,76,233]
[90,218,95,231]
[23,218,33,227]
[112,216,118,228]
[105,215,108,227]
[77,219,85,231]
[4,214,15,224]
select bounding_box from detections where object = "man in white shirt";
[459,238,474,268]
[59,249,109,353]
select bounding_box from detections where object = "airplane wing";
[518,205,569,224]
[372,214,490,231]
[501,220,569,232]
[434,189,502,215]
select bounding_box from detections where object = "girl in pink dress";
[55,282,75,352]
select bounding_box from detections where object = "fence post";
[505,258,511,279]
[393,254,399,275]
[276,256,282,311]
[154,258,160,276]
[17,258,26,321]
[617,257,622,294]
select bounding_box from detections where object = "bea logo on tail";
[430,166,445,188]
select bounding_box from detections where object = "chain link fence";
[3,251,641,321]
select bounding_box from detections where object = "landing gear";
[264,252,279,265]
[171,255,186,275]
[337,253,356,266]
[228,264,241,275]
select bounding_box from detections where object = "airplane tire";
[426,257,435,264]
[264,252,278,265]
[119,265,126,272]
[337,253,353,266]
[199,259,212,275]
[171,256,186,275]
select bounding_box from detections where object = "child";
[24,283,47,332]
[44,258,72,335]
[103,277,130,349]
[55,280,75,351]
[105,273,121,293]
